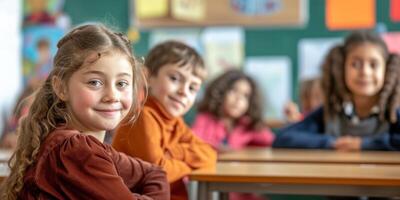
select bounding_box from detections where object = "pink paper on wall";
[391,0,400,22]
[382,32,400,55]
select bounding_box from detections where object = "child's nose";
[361,63,373,75]
[103,86,119,102]
[177,84,188,96]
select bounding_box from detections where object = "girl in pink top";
[192,69,275,152]
[192,69,274,200]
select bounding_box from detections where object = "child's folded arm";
[114,111,192,182]
[167,122,217,169]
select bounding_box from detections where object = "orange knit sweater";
[113,97,217,200]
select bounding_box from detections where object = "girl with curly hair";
[274,31,400,151]
[1,24,169,200]
[192,69,275,152]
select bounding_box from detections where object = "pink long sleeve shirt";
[191,112,275,150]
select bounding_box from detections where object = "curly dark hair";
[321,30,400,123]
[197,69,266,130]
[145,40,207,80]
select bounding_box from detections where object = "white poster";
[0,0,22,135]
[149,28,202,53]
[298,38,341,80]
[244,56,291,120]
[202,27,244,81]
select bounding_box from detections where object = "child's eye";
[351,60,362,69]
[370,61,378,69]
[117,81,129,88]
[87,80,103,87]
[189,85,199,93]
[169,75,179,82]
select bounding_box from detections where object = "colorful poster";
[382,32,400,55]
[231,0,282,16]
[135,0,168,19]
[391,0,400,22]
[298,38,342,80]
[244,56,291,120]
[172,0,205,21]
[23,0,68,27]
[22,25,64,86]
[326,0,375,30]
[201,27,244,81]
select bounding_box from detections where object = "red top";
[19,128,169,200]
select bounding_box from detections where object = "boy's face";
[148,63,202,117]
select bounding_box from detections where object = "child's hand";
[1,132,18,149]
[218,144,234,153]
[283,101,302,123]
[333,136,361,151]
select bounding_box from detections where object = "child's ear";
[52,76,68,101]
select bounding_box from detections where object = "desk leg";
[220,192,229,200]
[189,181,198,200]
[198,182,212,200]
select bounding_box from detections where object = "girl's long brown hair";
[1,24,147,200]
[321,30,400,123]
[197,69,266,130]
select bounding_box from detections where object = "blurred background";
[0,0,399,137]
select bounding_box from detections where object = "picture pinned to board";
[202,27,244,81]
[22,0,69,87]
[133,0,308,27]
[23,0,70,29]
[22,25,64,86]
[244,56,291,121]
[298,37,342,80]
[231,0,282,16]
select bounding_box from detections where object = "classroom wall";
[64,0,400,100]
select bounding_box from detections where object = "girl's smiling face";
[345,42,386,99]
[63,53,133,133]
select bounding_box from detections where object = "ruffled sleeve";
[35,130,169,200]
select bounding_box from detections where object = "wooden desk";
[218,148,400,165]
[189,162,400,200]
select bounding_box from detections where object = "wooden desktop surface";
[189,162,400,199]
[218,147,400,165]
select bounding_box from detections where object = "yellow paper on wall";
[135,0,168,18]
[326,0,375,30]
[172,0,205,21]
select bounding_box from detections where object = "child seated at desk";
[284,77,323,123]
[1,24,169,199]
[112,41,217,200]
[192,69,274,200]
[192,69,275,152]
[274,31,400,151]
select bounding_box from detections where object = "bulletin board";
[64,0,400,105]
[135,0,308,28]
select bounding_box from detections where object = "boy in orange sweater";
[112,41,217,200]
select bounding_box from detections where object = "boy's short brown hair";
[145,40,207,80]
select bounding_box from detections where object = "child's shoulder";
[142,97,180,121]
[40,128,108,161]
